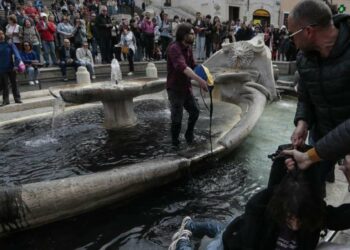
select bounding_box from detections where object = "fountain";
[58,79,165,129]
[0,34,276,236]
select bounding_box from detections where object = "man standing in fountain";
[286,0,350,184]
[166,23,208,147]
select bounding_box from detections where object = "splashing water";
[51,97,66,138]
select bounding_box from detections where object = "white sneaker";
[168,229,192,250]
[29,81,35,86]
[127,72,134,76]
[92,75,96,80]
[35,80,39,85]
[171,216,192,241]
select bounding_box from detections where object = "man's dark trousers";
[99,38,112,63]
[1,71,20,103]
[167,89,200,145]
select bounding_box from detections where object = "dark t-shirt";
[275,226,298,250]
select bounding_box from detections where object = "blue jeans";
[42,41,57,65]
[195,35,206,60]
[32,44,41,63]
[176,220,224,250]
[26,66,39,81]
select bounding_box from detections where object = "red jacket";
[36,21,56,42]
[24,6,39,19]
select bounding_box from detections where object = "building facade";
[137,0,349,27]
[137,0,281,25]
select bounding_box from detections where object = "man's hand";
[291,120,308,148]
[283,149,313,171]
[199,78,208,92]
[339,154,350,185]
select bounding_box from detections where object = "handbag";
[121,46,129,54]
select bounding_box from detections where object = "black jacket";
[295,14,350,142]
[314,118,350,161]
[59,46,76,62]
[95,14,112,38]
[223,144,350,250]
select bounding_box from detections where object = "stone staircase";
[148,5,195,20]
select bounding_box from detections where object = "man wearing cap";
[36,12,57,67]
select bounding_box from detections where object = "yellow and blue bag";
[194,64,214,87]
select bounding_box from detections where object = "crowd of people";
[0,0,297,78]
[0,0,300,106]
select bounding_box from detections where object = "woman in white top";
[120,26,136,76]
[6,14,21,48]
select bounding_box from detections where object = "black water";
[0,97,297,250]
[0,100,210,185]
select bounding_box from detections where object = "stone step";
[0,95,55,113]
[17,61,168,86]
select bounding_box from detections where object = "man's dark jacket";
[95,14,112,38]
[59,46,76,62]
[295,14,350,149]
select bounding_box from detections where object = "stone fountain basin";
[0,73,269,236]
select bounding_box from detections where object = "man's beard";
[185,38,194,45]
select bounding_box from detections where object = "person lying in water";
[169,161,350,249]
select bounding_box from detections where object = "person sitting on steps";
[59,38,79,82]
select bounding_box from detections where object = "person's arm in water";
[284,118,350,170]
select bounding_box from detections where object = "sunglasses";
[289,23,318,39]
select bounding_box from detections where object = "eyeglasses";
[289,23,318,39]
[188,32,195,35]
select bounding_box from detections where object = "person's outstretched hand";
[283,149,313,171]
